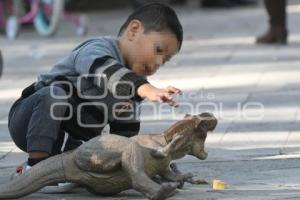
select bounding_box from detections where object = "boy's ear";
[127,20,143,41]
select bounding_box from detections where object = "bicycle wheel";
[33,0,64,37]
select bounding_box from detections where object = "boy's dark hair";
[118,3,183,50]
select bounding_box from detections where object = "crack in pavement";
[0,166,14,170]
[0,150,13,161]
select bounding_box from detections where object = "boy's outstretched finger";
[156,94,169,103]
[165,97,178,107]
[157,93,178,107]
[166,86,182,95]
[169,100,179,107]
[158,95,178,107]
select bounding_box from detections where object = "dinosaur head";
[163,113,217,160]
[187,112,217,160]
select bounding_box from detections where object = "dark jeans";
[8,84,140,156]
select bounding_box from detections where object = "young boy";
[8,3,183,181]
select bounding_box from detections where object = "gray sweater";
[38,36,148,101]
[36,36,148,137]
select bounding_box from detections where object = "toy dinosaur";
[0,113,217,200]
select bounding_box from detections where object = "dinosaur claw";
[150,183,178,200]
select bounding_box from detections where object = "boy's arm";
[76,56,149,100]
[137,83,182,107]
[74,43,149,100]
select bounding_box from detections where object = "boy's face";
[123,20,179,76]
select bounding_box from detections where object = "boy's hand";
[137,84,182,107]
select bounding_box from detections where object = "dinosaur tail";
[0,153,66,199]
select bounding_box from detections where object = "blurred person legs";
[256,0,288,44]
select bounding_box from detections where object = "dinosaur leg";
[159,163,193,189]
[121,142,178,200]
[150,135,191,159]
[169,163,208,185]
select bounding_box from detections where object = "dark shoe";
[256,28,288,44]
[257,0,288,44]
